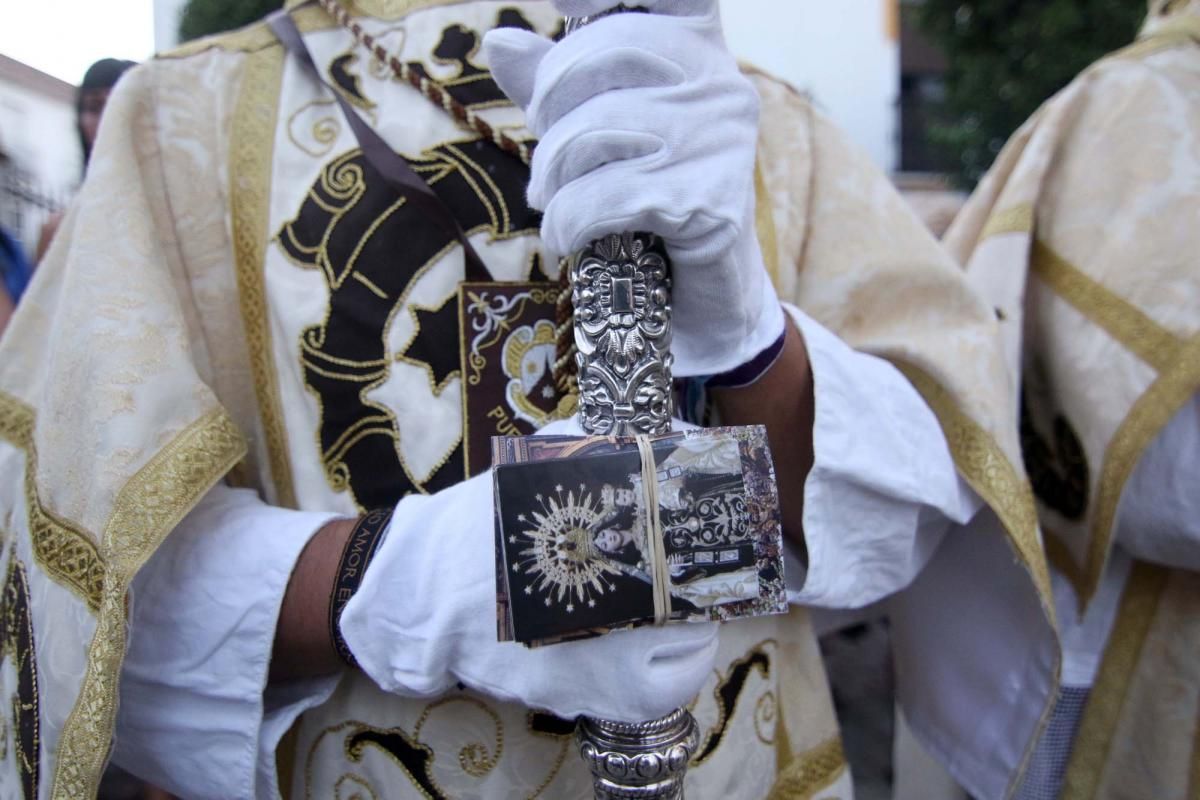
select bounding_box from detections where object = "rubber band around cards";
[635,435,672,626]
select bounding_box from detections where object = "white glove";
[339,470,718,723]
[483,0,786,377]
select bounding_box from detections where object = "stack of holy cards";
[492,425,787,646]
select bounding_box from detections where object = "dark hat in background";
[78,58,137,101]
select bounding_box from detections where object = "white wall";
[720,0,900,172]
[154,0,190,51]
[0,80,80,249]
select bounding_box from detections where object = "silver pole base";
[577,709,700,800]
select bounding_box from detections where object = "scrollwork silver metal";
[570,232,674,437]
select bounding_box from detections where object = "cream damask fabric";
[944,4,1200,797]
[0,0,1049,797]
[754,68,1056,800]
[0,47,248,800]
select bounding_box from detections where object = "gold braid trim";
[50,409,245,798]
[0,392,103,612]
[767,736,846,800]
[1060,562,1168,800]
[896,364,1053,610]
[231,44,298,508]
[1031,240,1185,374]
[1080,334,1200,605]
[979,203,1034,241]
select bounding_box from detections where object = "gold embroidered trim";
[1031,240,1185,374]
[1061,561,1168,800]
[767,736,845,800]
[0,392,103,612]
[897,366,1062,790]
[232,44,299,508]
[1080,334,1200,605]
[897,364,1053,609]
[160,5,337,60]
[50,409,245,799]
[102,412,246,578]
[980,203,1034,240]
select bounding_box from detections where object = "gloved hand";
[339,469,718,722]
[483,0,786,378]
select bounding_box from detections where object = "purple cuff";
[703,329,787,389]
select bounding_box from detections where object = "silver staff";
[563,12,701,800]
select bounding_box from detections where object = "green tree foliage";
[177,0,284,43]
[916,1,1146,186]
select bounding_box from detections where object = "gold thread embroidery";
[3,549,41,796]
[1080,334,1200,606]
[1061,561,1169,800]
[980,203,1034,240]
[754,691,779,746]
[102,412,246,577]
[1031,240,1185,374]
[232,43,299,508]
[287,99,344,159]
[395,293,464,398]
[353,270,391,300]
[896,366,1063,795]
[524,712,573,800]
[335,774,380,800]
[412,695,504,780]
[0,392,103,611]
[766,736,846,800]
[305,721,364,799]
[896,364,1053,609]
[51,410,245,799]
[693,640,776,766]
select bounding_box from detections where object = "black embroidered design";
[527,711,576,738]
[497,7,537,32]
[346,727,447,800]
[329,53,375,109]
[405,10,539,110]
[694,649,771,765]
[277,139,541,510]
[405,295,463,389]
[1020,388,1089,520]
[0,555,39,799]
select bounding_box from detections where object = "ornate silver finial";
[577,710,701,800]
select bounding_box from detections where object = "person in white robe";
[945,2,1200,797]
[0,1,1056,798]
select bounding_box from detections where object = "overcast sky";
[2,1,156,85]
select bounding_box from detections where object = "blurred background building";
[0,56,78,254]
